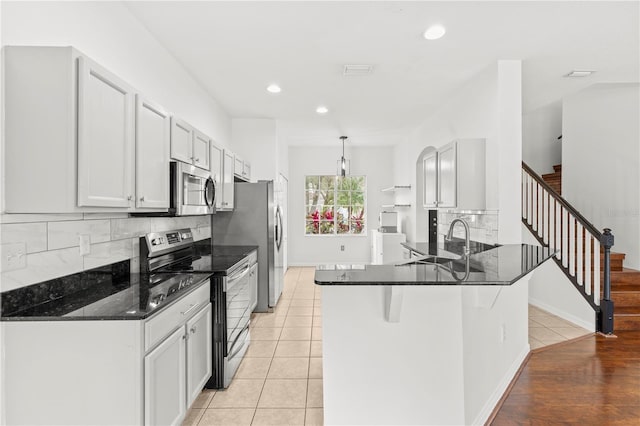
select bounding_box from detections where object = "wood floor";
[490,331,640,425]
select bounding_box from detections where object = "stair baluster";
[521,162,614,334]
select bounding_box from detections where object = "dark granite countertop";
[1,260,212,321]
[315,244,555,285]
[188,241,258,276]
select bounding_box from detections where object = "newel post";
[599,228,615,334]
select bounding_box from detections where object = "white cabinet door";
[77,56,135,208]
[243,162,251,181]
[234,156,244,177]
[136,95,170,209]
[437,142,457,208]
[210,142,224,209]
[186,304,212,407]
[423,151,438,209]
[193,130,210,171]
[249,263,258,312]
[170,117,193,164]
[222,150,235,209]
[144,327,186,426]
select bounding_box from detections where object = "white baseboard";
[471,344,530,425]
[287,262,320,267]
[529,297,596,331]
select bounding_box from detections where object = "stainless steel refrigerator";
[212,180,284,312]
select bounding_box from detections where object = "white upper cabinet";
[77,56,136,208]
[423,139,486,210]
[437,143,457,208]
[192,130,210,170]
[422,152,438,208]
[136,95,170,210]
[170,118,210,171]
[222,150,235,210]
[170,118,193,164]
[4,46,173,213]
[210,142,224,210]
[233,155,251,182]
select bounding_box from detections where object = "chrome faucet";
[445,218,471,257]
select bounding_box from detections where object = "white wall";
[288,146,394,265]
[232,118,279,180]
[563,83,640,269]
[1,1,231,145]
[522,223,596,330]
[522,101,562,176]
[395,61,522,245]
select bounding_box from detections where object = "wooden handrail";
[522,161,602,239]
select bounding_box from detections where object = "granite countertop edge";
[1,272,213,322]
[314,243,556,286]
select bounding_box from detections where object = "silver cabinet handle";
[195,158,200,162]
[181,303,198,316]
[190,327,197,334]
[140,196,145,202]
[127,195,133,201]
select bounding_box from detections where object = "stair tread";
[553,164,562,172]
[614,307,640,315]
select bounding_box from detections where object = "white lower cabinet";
[371,230,407,265]
[145,327,187,426]
[249,262,258,312]
[186,304,213,407]
[145,303,212,426]
[1,284,212,426]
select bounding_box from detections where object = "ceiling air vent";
[343,64,374,76]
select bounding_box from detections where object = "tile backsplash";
[0,213,211,292]
[437,210,499,245]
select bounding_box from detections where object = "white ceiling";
[125,1,639,147]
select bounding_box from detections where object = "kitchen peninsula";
[315,243,554,425]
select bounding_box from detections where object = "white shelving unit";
[381,185,412,208]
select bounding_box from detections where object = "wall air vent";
[343,64,374,76]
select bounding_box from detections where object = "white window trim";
[304,175,368,237]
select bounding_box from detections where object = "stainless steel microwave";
[170,161,215,216]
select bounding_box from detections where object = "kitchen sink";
[404,256,483,273]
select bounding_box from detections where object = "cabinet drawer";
[145,282,210,352]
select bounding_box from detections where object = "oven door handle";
[227,325,249,359]
[226,264,251,290]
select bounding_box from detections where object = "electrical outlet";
[1,243,27,271]
[340,245,345,251]
[79,234,91,255]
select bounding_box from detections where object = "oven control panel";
[143,228,195,256]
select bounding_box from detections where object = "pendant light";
[337,136,350,177]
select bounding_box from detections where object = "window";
[305,175,366,235]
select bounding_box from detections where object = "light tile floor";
[183,267,323,426]
[528,304,592,349]
[183,267,591,425]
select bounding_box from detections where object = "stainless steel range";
[140,228,255,389]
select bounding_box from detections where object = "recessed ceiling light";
[266,84,281,93]
[423,25,446,40]
[316,106,329,114]
[565,70,596,78]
